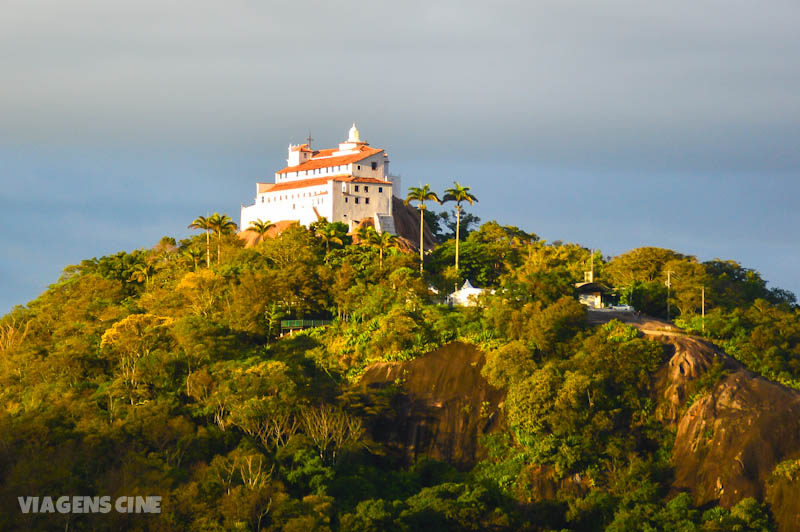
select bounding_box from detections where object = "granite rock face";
[650,334,800,531]
[359,342,504,468]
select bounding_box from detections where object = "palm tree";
[248,218,275,244]
[367,228,398,271]
[182,248,203,271]
[188,215,213,268]
[208,213,238,264]
[354,224,372,244]
[442,181,478,272]
[316,224,344,256]
[129,263,156,287]
[404,185,441,273]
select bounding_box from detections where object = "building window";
[354,185,359,192]
[364,186,369,192]
[365,197,370,204]
[345,197,349,203]
[371,162,377,170]
[357,165,361,170]
[378,187,383,193]
[355,197,359,204]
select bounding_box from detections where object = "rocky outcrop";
[351,217,418,253]
[359,342,504,468]
[671,368,800,504]
[391,195,437,252]
[652,334,739,426]
[649,333,800,530]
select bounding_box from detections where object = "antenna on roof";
[306,131,314,149]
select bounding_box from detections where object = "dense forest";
[1,203,799,531]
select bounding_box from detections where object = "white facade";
[241,125,397,232]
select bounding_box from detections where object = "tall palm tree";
[188,215,213,268]
[405,185,440,273]
[442,181,478,272]
[208,213,238,264]
[248,218,275,244]
[367,228,398,271]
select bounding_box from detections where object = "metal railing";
[280,319,331,329]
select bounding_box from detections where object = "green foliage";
[1,211,795,531]
[437,209,481,241]
[701,498,776,531]
[503,322,664,477]
[677,300,800,389]
[608,248,795,320]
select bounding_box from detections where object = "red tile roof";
[337,176,392,184]
[257,174,391,193]
[276,145,382,174]
[258,176,332,193]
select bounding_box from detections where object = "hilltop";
[1,218,799,531]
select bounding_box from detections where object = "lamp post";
[665,270,673,321]
[701,285,705,332]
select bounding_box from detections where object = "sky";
[2,0,799,314]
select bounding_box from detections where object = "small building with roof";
[574,281,611,308]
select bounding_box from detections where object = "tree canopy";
[0,211,793,531]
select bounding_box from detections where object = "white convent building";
[241,124,398,234]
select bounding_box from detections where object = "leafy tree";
[663,258,709,317]
[437,210,481,242]
[422,209,445,241]
[505,321,663,476]
[441,182,478,272]
[701,497,775,531]
[339,499,400,532]
[405,184,441,273]
[300,404,364,465]
[99,313,174,405]
[175,269,227,317]
[606,247,687,287]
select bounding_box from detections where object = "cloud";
[1,1,798,171]
[2,0,799,311]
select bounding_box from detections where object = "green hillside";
[1,216,798,531]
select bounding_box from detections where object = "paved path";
[586,308,687,336]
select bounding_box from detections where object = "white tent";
[447,279,486,307]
